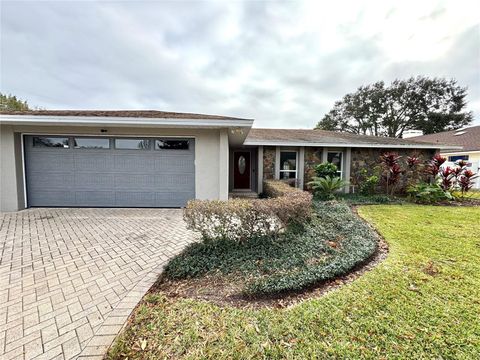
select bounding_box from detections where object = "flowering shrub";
[184,180,312,241]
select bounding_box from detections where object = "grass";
[164,202,377,296]
[108,204,480,359]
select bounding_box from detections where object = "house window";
[114,139,151,150]
[448,155,469,162]
[33,136,69,148]
[74,138,110,149]
[279,151,297,180]
[327,151,343,178]
[155,139,189,150]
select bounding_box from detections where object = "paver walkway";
[0,208,198,360]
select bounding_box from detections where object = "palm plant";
[308,176,348,200]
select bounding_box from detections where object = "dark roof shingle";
[0,110,252,121]
[245,128,443,148]
[410,126,480,153]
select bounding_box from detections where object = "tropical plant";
[457,169,478,195]
[308,176,348,200]
[380,152,403,196]
[359,175,379,195]
[426,154,447,179]
[314,162,338,178]
[407,183,453,203]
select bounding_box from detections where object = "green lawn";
[108,205,480,359]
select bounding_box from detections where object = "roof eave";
[243,140,462,150]
[0,115,254,129]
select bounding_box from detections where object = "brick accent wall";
[263,146,276,180]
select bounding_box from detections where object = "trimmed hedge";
[183,180,312,241]
[166,201,378,297]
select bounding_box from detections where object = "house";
[0,110,455,211]
[411,126,480,189]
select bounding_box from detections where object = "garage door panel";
[114,174,155,189]
[29,191,76,206]
[154,157,194,172]
[74,173,116,189]
[27,153,75,171]
[153,174,194,189]
[24,136,195,207]
[115,192,156,207]
[114,155,155,172]
[75,191,116,206]
[27,172,75,190]
[154,191,193,207]
[74,153,115,171]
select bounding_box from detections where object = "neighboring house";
[0,110,455,211]
[412,126,480,189]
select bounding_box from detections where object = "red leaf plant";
[439,166,455,191]
[381,152,403,196]
[426,154,447,179]
[457,169,478,195]
[406,155,421,168]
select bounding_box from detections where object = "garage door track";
[0,208,198,359]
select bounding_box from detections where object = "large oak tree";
[316,77,473,138]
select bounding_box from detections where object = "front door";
[233,151,251,189]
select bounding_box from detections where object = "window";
[327,151,343,178]
[74,138,110,149]
[33,136,69,148]
[114,139,151,150]
[448,155,469,162]
[279,151,297,179]
[155,139,189,150]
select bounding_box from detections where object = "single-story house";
[0,110,456,211]
[411,125,480,189]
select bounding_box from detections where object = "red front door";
[233,151,251,189]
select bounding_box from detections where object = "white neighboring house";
[412,125,480,189]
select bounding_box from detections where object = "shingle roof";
[410,126,480,153]
[0,110,252,121]
[245,128,446,149]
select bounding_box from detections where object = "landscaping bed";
[155,201,379,307]
[107,205,480,359]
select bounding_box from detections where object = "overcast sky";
[1,0,479,128]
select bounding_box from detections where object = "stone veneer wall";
[261,146,437,192]
[304,147,323,189]
[263,146,276,180]
[350,147,437,190]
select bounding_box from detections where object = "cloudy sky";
[1,0,479,128]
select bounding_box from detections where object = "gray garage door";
[24,135,195,207]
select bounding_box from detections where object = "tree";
[316,77,473,138]
[0,93,30,111]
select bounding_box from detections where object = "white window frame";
[327,151,344,179]
[279,150,298,180]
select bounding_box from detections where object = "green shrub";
[166,201,378,296]
[184,182,312,241]
[337,193,400,205]
[407,183,453,203]
[308,176,348,200]
[359,175,379,195]
[314,162,338,178]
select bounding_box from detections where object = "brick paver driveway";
[0,208,198,360]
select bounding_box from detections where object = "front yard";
[108,204,480,359]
